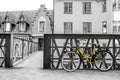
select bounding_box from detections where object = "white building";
[54,0,113,34]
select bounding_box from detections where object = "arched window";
[38,16,46,32]
[103,21,107,34]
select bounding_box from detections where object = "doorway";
[39,38,44,51]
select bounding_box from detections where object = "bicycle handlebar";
[76,39,81,44]
[66,39,100,48]
[77,41,100,48]
[88,43,99,46]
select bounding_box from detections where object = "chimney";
[38,4,47,12]
[40,4,46,8]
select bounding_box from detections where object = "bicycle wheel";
[94,50,113,71]
[61,51,81,72]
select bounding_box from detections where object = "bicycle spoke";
[104,61,108,69]
[101,53,109,69]
[68,53,73,59]
[99,62,103,69]
[66,64,69,69]
[66,61,71,69]
[72,62,76,68]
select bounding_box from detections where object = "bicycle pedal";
[83,65,87,69]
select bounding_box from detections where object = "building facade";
[0,5,53,50]
[54,0,113,34]
[113,0,120,34]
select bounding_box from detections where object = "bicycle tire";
[61,51,81,72]
[94,50,113,72]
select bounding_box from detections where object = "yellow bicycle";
[61,40,113,72]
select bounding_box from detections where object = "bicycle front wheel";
[61,51,81,72]
[94,51,113,71]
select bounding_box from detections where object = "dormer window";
[4,22,11,32]
[18,14,27,32]
[19,22,26,32]
[4,16,12,32]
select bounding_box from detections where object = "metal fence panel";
[44,34,120,70]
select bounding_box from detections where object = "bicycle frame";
[72,45,97,63]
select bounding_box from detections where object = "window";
[39,21,45,32]
[113,22,117,33]
[113,21,120,33]
[113,0,116,10]
[103,43,107,49]
[103,21,107,34]
[19,23,26,32]
[64,2,72,14]
[113,0,120,11]
[103,43,107,47]
[102,0,106,12]
[118,26,120,32]
[118,0,120,10]
[83,22,92,34]
[83,2,91,14]
[4,23,11,32]
[64,22,72,34]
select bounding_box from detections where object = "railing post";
[113,38,116,69]
[29,41,32,54]
[27,41,30,56]
[5,34,13,68]
[22,40,24,59]
[44,34,51,69]
[70,38,73,51]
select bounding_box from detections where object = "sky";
[0,0,53,11]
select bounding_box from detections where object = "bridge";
[0,34,120,80]
[1,33,120,70]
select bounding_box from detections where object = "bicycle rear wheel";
[61,51,81,72]
[94,51,113,71]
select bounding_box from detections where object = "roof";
[0,8,54,25]
[55,0,105,1]
[0,10,38,24]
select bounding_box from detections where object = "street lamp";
[46,12,54,34]
[50,21,54,34]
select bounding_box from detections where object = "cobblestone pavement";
[0,51,120,80]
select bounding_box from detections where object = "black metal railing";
[44,34,120,70]
[0,33,38,68]
[13,35,38,63]
[0,34,12,68]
